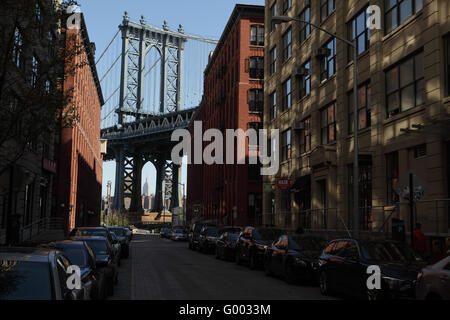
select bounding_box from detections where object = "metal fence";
[262,199,450,237]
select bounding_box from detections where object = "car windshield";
[84,240,108,256]
[174,229,184,234]
[0,261,53,300]
[57,247,87,267]
[74,229,107,238]
[110,228,124,237]
[206,228,219,237]
[227,234,239,242]
[361,241,423,263]
[254,229,284,241]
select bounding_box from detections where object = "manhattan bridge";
[97,12,217,214]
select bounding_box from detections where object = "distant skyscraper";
[143,177,149,196]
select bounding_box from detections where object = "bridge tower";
[112,12,187,213]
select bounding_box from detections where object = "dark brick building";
[187,4,265,227]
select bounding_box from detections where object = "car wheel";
[426,292,442,300]
[235,249,242,265]
[284,264,296,284]
[107,279,114,296]
[319,271,330,296]
[215,247,220,260]
[249,253,257,270]
[264,260,273,277]
[367,289,384,301]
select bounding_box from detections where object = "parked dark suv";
[198,226,221,253]
[318,238,426,300]
[235,227,284,269]
[188,223,215,250]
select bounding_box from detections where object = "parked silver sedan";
[416,253,450,300]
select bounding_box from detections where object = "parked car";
[52,240,105,300]
[123,226,133,241]
[416,253,450,300]
[215,231,240,261]
[198,226,221,253]
[318,238,426,300]
[108,232,122,267]
[160,228,172,239]
[235,227,284,269]
[171,228,188,241]
[188,223,215,250]
[264,235,327,284]
[0,247,83,300]
[71,236,118,296]
[69,227,114,245]
[107,226,130,258]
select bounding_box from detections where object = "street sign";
[276,178,291,190]
[394,172,426,200]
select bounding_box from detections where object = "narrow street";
[111,230,332,300]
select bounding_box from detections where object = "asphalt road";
[111,230,333,300]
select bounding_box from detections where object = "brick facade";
[263,0,450,241]
[187,5,265,226]
[56,14,104,234]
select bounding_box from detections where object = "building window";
[444,33,450,97]
[294,175,311,228]
[270,46,277,75]
[320,0,335,22]
[321,103,336,145]
[281,78,292,111]
[249,56,264,79]
[250,25,264,46]
[35,2,41,23]
[299,117,311,154]
[386,51,424,117]
[299,59,311,99]
[281,129,292,162]
[349,83,371,133]
[299,6,311,43]
[283,27,292,63]
[270,2,277,32]
[348,7,370,61]
[413,144,427,159]
[282,0,292,14]
[12,28,23,68]
[270,91,277,120]
[24,182,35,226]
[386,152,399,205]
[385,0,423,34]
[39,183,48,219]
[248,122,263,147]
[31,55,39,87]
[348,158,373,230]
[248,193,263,225]
[248,89,264,112]
[320,38,336,81]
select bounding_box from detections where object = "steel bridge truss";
[118,13,187,123]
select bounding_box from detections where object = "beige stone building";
[263,0,450,245]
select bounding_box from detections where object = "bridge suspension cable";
[96,29,121,65]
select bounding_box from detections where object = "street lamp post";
[272,16,359,238]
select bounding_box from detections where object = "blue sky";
[78,0,264,197]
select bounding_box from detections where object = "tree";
[0,0,83,175]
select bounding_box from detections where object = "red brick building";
[56,14,104,234]
[187,5,265,227]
